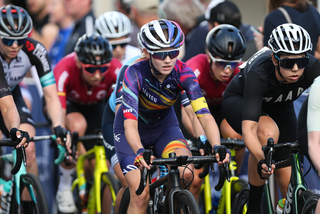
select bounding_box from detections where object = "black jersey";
[223,47,320,122]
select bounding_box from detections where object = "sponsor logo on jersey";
[25,40,35,52]
[263,87,304,103]
[96,90,107,99]
[33,44,50,72]
[142,87,157,102]
[58,71,69,92]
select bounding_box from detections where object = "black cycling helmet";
[74,33,113,65]
[0,5,32,38]
[206,24,246,60]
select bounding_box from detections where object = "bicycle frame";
[71,143,117,214]
[263,152,306,214]
[1,150,37,209]
[217,148,246,214]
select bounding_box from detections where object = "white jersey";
[307,76,320,132]
[122,45,141,64]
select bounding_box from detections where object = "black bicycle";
[118,145,229,214]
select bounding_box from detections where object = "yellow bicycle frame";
[201,148,247,214]
[71,144,117,214]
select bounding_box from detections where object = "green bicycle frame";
[1,150,38,207]
[71,144,117,214]
[263,153,306,214]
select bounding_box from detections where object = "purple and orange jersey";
[122,59,210,124]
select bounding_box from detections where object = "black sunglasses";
[1,38,27,46]
[150,50,180,60]
[111,43,128,50]
[275,55,309,69]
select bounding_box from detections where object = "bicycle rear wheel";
[174,190,200,214]
[231,185,249,214]
[301,194,320,214]
[14,173,49,214]
[101,171,120,214]
[298,189,316,213]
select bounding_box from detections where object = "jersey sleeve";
[180,90,191,107]
[24,38,55,88]
[242,71,267,122]
[179,63,210,118]
[0,63,11,98]
[122,64,141,120]
[53,60,69,109]
[115,65,127,106]
[307,76,320,132]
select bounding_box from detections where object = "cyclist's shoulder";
[54,52,78,73]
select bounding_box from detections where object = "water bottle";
[0,180,12,214]
[212,189,222,213]
[276,198,286,214]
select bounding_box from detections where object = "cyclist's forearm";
[124,119,143,153]
[242,120,265,162]
[0,96,20,130]
[43,84,63,127]
[199,114,220,146]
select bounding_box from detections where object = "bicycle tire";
[16,173,50,214]
[301,194,320,214]
[174,190,201,214]
[101,171,120,214]
[231,185,249,214]
[298,189,316,213]
[118,186,130,214]
[231,179,248,202]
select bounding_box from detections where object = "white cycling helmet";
[268,23,312,55]
[95,11,132,41]
[137,19,185,53]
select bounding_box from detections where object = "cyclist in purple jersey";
[113,19,230,213]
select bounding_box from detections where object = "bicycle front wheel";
[118,187,130,214]
[174,190,200,214]
[231,185,249,214]
[301,194,320,214]
[101,171,120,214]
[18,173,49,214]
[298,189,316,213]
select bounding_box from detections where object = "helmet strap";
[276,62,287,83]
[149,57,163,75]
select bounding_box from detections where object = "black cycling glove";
[10,127,30,145]
[257,159,275,180]
[53,125,68,143]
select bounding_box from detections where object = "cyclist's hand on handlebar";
[10,128,30,148]
[53,126,71,151]
[197,135,207,156]
[257,159,275,180]
[213,144,231,166]
[134,148,154,170]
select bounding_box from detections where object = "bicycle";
[70,131,120,214]
[191,138,247,214]
[118,145,229,214]
[0,132,66,214]
[232,138,320,214]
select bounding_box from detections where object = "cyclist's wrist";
[134,148,145,167]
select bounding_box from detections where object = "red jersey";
[54,52,122,108]
[186,54,240,107]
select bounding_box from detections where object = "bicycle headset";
[206,24,246,60]
[0,5,32,38]
[74,33,113,65]
[94,11,132,40]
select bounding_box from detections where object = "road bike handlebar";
[135,148,228,195]
[0,139,24,174]
[31,135,67,165]
[262,138,300,171]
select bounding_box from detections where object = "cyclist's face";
[272,54,307,84]
[108,36,128,62]
[146,48,179,76]
[207,54,238,82]
[0,38,24,61]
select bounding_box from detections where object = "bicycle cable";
[181,163,194,188]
